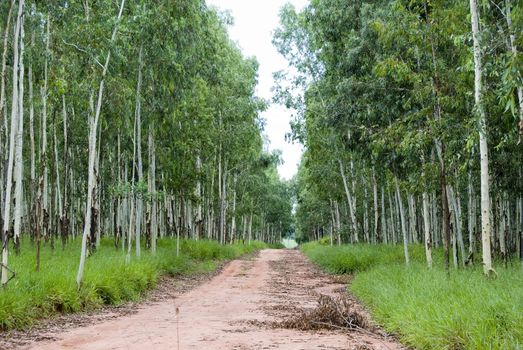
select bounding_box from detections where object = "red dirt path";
[21,249,404,350]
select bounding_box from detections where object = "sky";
[206,0,308,180]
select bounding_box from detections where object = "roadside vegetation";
[0,239,266,331]
[302,242,523,350]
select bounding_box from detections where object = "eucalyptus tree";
[469,0,493,275]
[1,0,24,286]
[277,0,523,270]
[77,0,126,288]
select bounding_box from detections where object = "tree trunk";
[394,177,409,265]
[334,200,341,246]
[230,174,237,244]
[13,13,25,254]
[61,95,69,249]
[422,191,433,268]
[467,172,475,260]
[219,161,227,245]
[329,200,335,246]
[248,212,253,245]
[388,191,396,244]
[408,194,417,243]
[148,125,157,254]
[381,186,387,244]
[338,159,358,242]
[2,0,23,286]
[77,0,126,289]
[373,170,379,243]
[469,0,493,275]
[448,185,466,267]
[28,33,36,243]
[134,44,144,258]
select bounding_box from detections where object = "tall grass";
[0,238,266,330]
[302,242,523,350]
[301,241,438,274]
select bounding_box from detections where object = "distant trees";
[0,0,292,287]
[276,0,523,273]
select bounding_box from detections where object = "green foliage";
[301,242,436,274]
[352,264,523,350]
[267,242,286,249]
[0,238,265,331]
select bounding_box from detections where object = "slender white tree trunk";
[334,200,341,245]
[395,177,409,265]
[219,161,227,244]
[230,174,237,244]
[467,172,475,256]
[350,160,359,242]
[248,212,253,245]
[408,194,417,243]
[329,200,335,246]
[194,154,202,240]
[13,13,25,250]
[363,186,369,242]
[373,170,379,243]
[2,0,23,285]
[28,33,36,241]
[469,0,493,275]
[381,186,387,244]
[148,126,157,254]
[448,186,465,267]
[53,122,62,225]
[388,191,396,244]
[41,15,50,240]
[499,194,507,264]
[134,45,143,258]
[338,159,358,242]
[422,191,433,268]
[77,0,126,288]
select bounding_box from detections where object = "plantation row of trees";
[275,0,523,273]
[0,0,293,287]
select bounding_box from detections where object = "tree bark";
[373,170,379,243]
[394,177,409,265]
[134,44,143,258]
[2,0,23,286]
[338,159,358,242]
[469,0,493,275]
[77,0,126,288]
[13,12,25,254]
[381,186,387,244]
[422,191,433,268]
[148,125,157,254]
[334,200,341,245]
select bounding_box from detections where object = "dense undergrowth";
[301,241,441,274]
[0,238,266,331]
[302,242,523,350]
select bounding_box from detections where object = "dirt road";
[22,249,403,350]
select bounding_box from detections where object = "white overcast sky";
[206,0,309,180]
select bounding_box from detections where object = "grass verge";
[302,242,523,350]
[0,238,266,330]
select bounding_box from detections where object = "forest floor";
[9,250,404,350]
